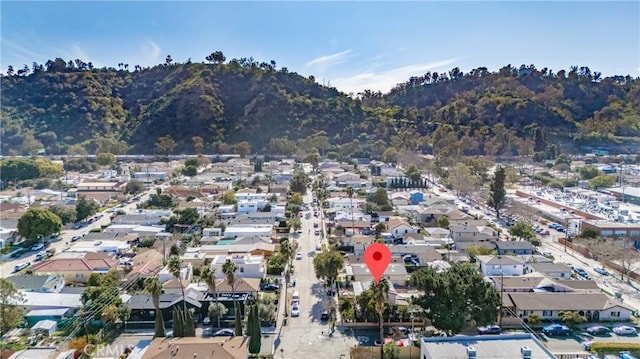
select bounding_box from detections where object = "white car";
[291,304,300,317]
[613,326,637,336]
[295,252,303,260]
[30,243,44,251]
[316,243,322,251]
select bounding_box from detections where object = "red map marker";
[364,243,391,283]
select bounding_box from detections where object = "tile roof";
[141,336,249,359]
[31,257,117,272]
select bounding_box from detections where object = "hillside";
[1,58,638,157]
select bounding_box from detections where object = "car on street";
[316,243,322,251]
[213,328,235,337]
[313,222,319,228]
[35,251,47,261]
[295,252,303,260]
[71,235,81,242]
[542,324,572,336]
[477,325,502,335]
[30,243,44,251]
[13,262,30,272]
[613,326,637,336]
[320,311,330,321]
[291,303,300,317]
[586,326,610,336]
[593,267,610,276]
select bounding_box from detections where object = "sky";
[1,1,639,94]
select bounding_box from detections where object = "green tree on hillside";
[96,152,116,167]
[0,278,26,338]
[76,195,99,222]
[155,135,177,156]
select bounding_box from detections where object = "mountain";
[2,58,638,157]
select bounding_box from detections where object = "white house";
[387,217,419,239]
[67,240,130,254]
[210,254,265,279]
[327,197,364,211]
[223,226,272,241]
[476,255,524,277]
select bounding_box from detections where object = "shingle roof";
[141,336,249,359]
[506,292,630,311]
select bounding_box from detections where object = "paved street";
[276,188,357,359]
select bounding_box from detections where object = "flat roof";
[421,333,555,359]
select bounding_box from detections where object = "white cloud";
[305,50,352,68]
[0,36,49,62]
[331,58,459,94]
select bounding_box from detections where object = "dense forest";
[1,54,639,161]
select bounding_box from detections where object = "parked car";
[477,325,502,335]
[291,304,300,317]
[13,262,30,273]
[613,326,637,336]
[543,324,572,336]
[295,252,303,260]
[586,326,610,336]
[34,251,47,261]
[213,328,235,337]
[320,311,330,321]
[316,243,322,251]
[261,283,280,292]
[71,235,81,242]
[30,243,44,251]
[593,267,610,276]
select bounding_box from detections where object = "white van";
[292,291,300,303]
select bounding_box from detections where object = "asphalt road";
[277,187,356,359]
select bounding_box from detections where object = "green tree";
[579,166,601,180]
[222,259,242,336]
[0,278,26,338]
[155,135,177,156]
[303,149,321,170]
[371,278,390,344]
[404,163,421,183]
[313,249,345,287]
[374,222,386,238]
[371,188,390,207]
[200,266,221,327]
[346,186,356,237]
[290,192,304,206]
[124,179,145,194]
[382,343,400,359]
[17,207,62,242]
[182,165,198,177]
[48,205,76,225]
[487,166,507,219]
[167,255,187,312]
[466,245,496,260]
[248,303,261,354]
[437,215,450,229]
[75,195,99,222]
[144,277,166,337]
[382,147,399,164]
[411,265,500,335]
[101,304,120,332]
[0,158,40,182]
[290,217,302,232]
[222,191,237,205]
[509,221,536,242]
[290,170,309,195]
[559,311,587,325]
[234,141,251,158]
[589,174,616,189]
[208,302,228,327]
[96,152,116,167]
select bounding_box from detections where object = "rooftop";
[421,333,556,359]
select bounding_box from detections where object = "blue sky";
[1,1,638,94]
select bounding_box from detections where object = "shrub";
[590,342,640,355]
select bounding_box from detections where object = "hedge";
[590,342,640,355]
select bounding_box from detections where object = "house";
[333,172,361,186]
[387,217,418,240]
[490,274,601,293]
[524,262,573,279]
[7,348,60,359]
[223,226,272,241]
[210,254,265,279]
[390,192,411,206]
[30,320,57,337]
[476,255,524,277]
[14,292,82,311]
[24,308,74,326]
[493,241,536,255]
[126,290,203,323]
[346,263,408,286]
[31,252,118,284]
[409,191,424,205]
[6,275,65,293]
[67,239,130,254]
[140,336,249,359]
[504,292,633,322]
[327,197,363,211]
[421,333,556,359]
[450,224,497,242]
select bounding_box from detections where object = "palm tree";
[167,255,187,312]
[222,259,240,333]
[371,278,390,345]
[201,265,221,327]
[346,186,355,238]
[144,276,165,337]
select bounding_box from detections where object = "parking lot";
[541,329,639,354]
